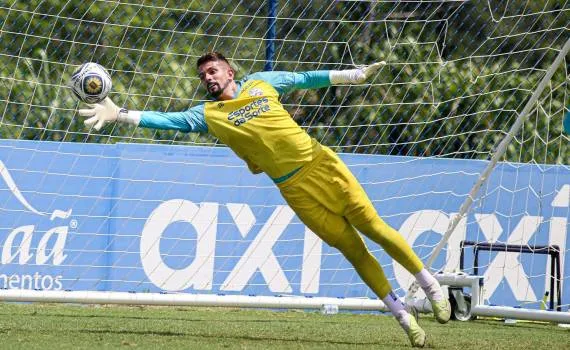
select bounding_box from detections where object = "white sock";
[415,268,444,301]
[383,291,410,330]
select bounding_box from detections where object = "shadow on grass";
[74,328,388,346]
[0,310,349,325]
[1,324,397,347]
[80,329,187,337]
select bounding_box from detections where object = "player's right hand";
[78,97,120,131]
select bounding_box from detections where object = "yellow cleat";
[430,297,451,324]
[406,316,426,348]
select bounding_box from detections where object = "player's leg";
[331,224,426,348]
[347,207,451,324]
[331,223,426,348]
[293,202,426,347]
[279,176,425,347]
[320,148,450,324]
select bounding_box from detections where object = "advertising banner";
[0,140,568,308]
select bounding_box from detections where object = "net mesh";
[0,0,568,309]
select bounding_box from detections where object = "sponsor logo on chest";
[227,97,271,126]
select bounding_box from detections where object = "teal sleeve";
[246,71,331,95]
[139,104,208,133]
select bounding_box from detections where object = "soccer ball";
[70,62,112,104]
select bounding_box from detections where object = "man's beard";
[208,80,230,98]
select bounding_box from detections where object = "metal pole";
[265,0,277,71]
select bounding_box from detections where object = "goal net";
[0,1,568,317]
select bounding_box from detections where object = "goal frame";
[0,1,568,324]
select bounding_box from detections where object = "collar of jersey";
[233,79,244,98]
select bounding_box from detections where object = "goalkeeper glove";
[78,97,141,131]
[329,61,386,85]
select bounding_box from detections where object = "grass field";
[0,303,568,349]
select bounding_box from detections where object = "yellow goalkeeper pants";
[278,146,424,298]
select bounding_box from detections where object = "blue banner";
[0,139,568,309]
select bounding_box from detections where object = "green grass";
[0,303,568,349]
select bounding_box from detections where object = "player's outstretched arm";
[77,97,206,133]
[329,61,386,85]
[250,61,387,95]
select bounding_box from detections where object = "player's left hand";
[356,61,387,83]
[329,61,387,85]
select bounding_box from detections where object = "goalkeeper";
[78,52,450,348]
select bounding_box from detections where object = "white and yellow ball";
[70,62,112,104]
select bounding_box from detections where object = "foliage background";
[0,0,568,164]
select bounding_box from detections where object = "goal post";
[0,1,568,321]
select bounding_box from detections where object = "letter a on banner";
[140,200,218,291]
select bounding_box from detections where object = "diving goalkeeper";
[78,52,450,348]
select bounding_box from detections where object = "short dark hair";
[196,52,231,69]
